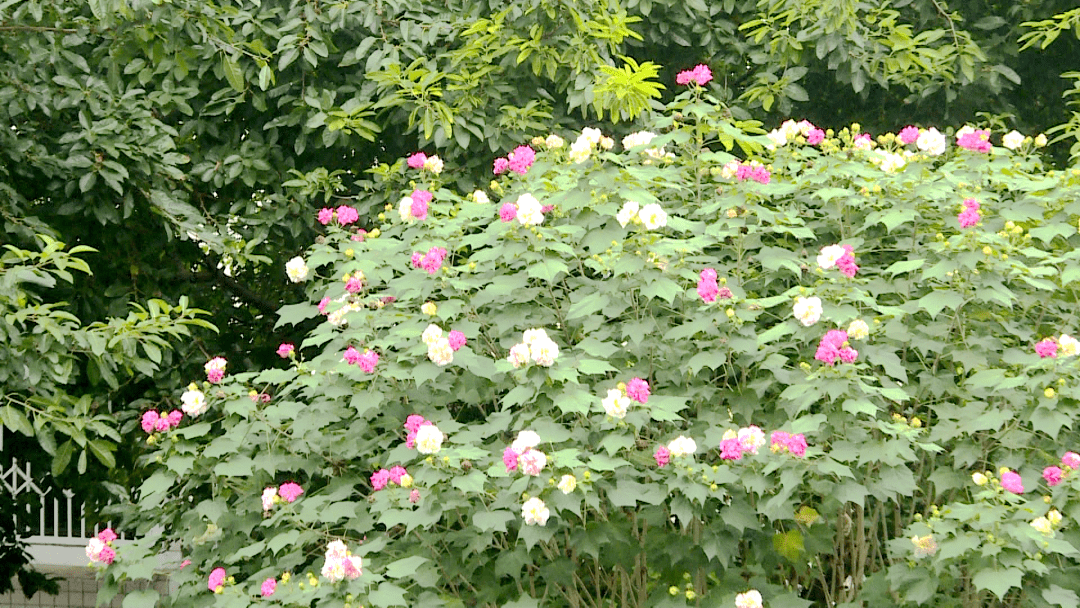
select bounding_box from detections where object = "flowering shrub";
[96,86,1080,608]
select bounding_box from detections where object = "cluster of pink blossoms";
[817,244,858,277]
[493,145,536,175]
[141,409,182,434]
[261,482,304,512]
[317,205,360,226]
[676,64,712,86]
[1035,334,1079,359]
[1001,470,1024,493]
[720,160,771,184]
[322,540,362,582]
[503,430,547,476]
[343,271,365,294]
[260,578,276,597]
[815,330,859,366]
[697,268,733,303]
[957,198,980,229]
[404,414,432,449]
[343,346,379,372]
[370,465,411,490]
[956,126,992,153]
[411,246,448,275]
[208,567,227,592]
[276,343,294,358]
[1043,451,1080,487]
[719,425,766,461]
[406,152,443,174]
[898,125,920,144]
[402,189,432,221]
[205,356,227,383]
[770,431,808,457]
[85,528,117,565]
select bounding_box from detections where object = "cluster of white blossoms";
[1031,509,1063,537]
[793,296,823,327]
[870,150,912,173]
[328,300,362,327]
[915,127,946,156]
[616,200,668,230]
[415,424,444,454]
[285,256,309,282]
[422,324,454,366]
[557,474,577,494]
[568,127,613,163]
[471,190,490,205]
[521,496,550,526]
[507,328,560,367]
[601,387,632,419]
[515,193,544,226]
[667,435,697,458]
[735,589,764,608]
[181,383,207,417]
[321,540,362,582]
[847,319,870,341]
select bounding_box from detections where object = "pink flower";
[318,297,330,314]
[180,559,191,569]
[318,208,334,225]
[697,268,719,303]
[836,245,858,278]
[771,431,806,456]
[208,568,227,592]
[387,466,407,484]
[371,469,391,491]
[957,129,992,152]
[345,276,364,293]
[1044,466,1064,487]
[853,133,873,150]
[410,190,432,221]
[407,152,427,169]
[503,446,520,472]
[1001,471,1024,494]
[447,330,466,351]
[626,378,650,403]
[958,198,981,228]
[898,126,919,144]
[352,228,367,242]
[205,357,227,384]
[343,346,362,365]
[141,411,159,433]
[1063,452,1080,468]
[499,202,517,223]
[786,434,807,457]
[508,145,536,175]
[357,350,379,373]
[336,206,359,226]
[277,343,294,358]
[815,330,850,366]
[98,528,117,543]
[676,64,712,86]
[404,415,428,434]
[719,437,743,461]
[409,489,420,503]
[654,445,670,467]
[278,482,304,503]
[493,157,509,175]
[261,578,277,597]
[838,347,859,364]
[1036,338,1059,359]
[411,252,423,268]
[166,410,183,429]
[806,128,825,146]
[98,546,116,565]
[718,286,733,299]
[518,449,547,476]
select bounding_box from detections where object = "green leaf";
[1043,585,1080,608]
[88,439,116,468]
[122,589,159,608]
[385,556,429,579]
[0,406,33,436]
[473,510,515,532]
[222,55,245,92]
[972,567,1023,599]
[369,583,408,608]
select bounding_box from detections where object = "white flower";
[816,244,846,270]
[616,201,639,228]
[512,430,542,453]
[1035,133,1048,147]
[1048,509,1063,526]
[720,160,740,179]
[877,151,906,173]
[1061,334,1080,357]
[545,134,565,149]
[398,196,416,222]
[325,540,348,560]
[422,324,444,347]
[415,424,444,454]
[622,131,657,150]
[521,497,550,526]
[667,435,697,458]
[1002,130,1023,150]
[1031,516,1054,536]
[285,256,309,282]
[735,589,763,608]
[181,386,207,417]
[581,127,602,146]
[85,537,105,561]
[422,155,444,174]
[569,138,592,164]
[529,337,560,367]
[599,136,614,150]
[738,426,766,455]
[472,190,490,205]
[793,296,823,327]
[558,474,577,494]
[261,487,278,511]
[602,388,630,419]
[427,337,454,366]
[639,203,667,230]
[507,343,530,368]
[522,328,550,345]
[766,128,788,148]
[328,302,361,327]
[847,319,869,341]
[780,119,801,139]
[516,193,544,226]
[916,127,946,156]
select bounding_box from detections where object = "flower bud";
[972,472,989,486]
